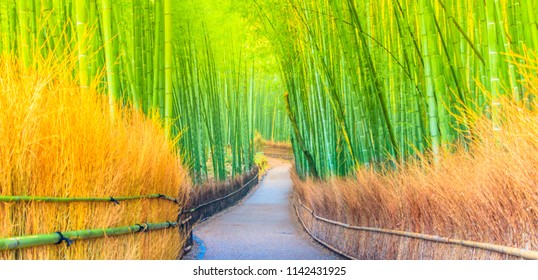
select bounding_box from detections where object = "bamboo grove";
[0,0,292,183]
[250,0,538,178]
[3,0,535,181]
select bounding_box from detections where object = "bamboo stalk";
[163,0,172,136]
[0,194,178,204]
[101,0,120,113]
[0,221,178,251]
[74,0,89,91]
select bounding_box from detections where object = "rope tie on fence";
[135,223,148,233]
[109,197,120,205]
[158,194,178,204]
[55,231,73,247]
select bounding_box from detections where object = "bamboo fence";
[294,193,538,260]
[0,168,259,258]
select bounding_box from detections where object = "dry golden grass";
[188,167,259,209]
[261,142,293,161]
[254,132,292,151]
[293,63,538,260]
[262,140,292,150]
[0,56,190,260]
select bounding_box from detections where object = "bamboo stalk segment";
[0,222,178,251]
[0,194,178,204]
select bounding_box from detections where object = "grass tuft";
[0,56,190,260]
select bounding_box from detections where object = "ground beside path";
[184,160,343,260]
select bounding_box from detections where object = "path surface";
[185,162,342,260]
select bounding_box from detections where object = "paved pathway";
[185,163,342,260]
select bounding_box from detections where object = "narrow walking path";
[185,161,342,260]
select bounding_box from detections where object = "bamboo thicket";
[252,0,537,178]
[0,0,276,182]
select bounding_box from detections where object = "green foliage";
[171,0,288,182]
[249,0,537,178]
[254,152,269,175]
[4,0,532,182]
[0,0,290,183]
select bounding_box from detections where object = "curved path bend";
[185,162,342,260]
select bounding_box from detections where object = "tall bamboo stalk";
[75,0,89,91]
[163,0,172,136]
[101,0,120,112]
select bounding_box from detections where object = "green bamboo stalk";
[522,0,538,49]
[75,0,90,91]
[101,0,120,113]
[485,0,501,131]
[0,193,178,204]
[42,0,60,58]
[1,1,13,55]
[132,0,143,110]
[17,0,31,67]
[0,221,178,251]
[347,0,400,162]
[163,0,172,136]
[285,92,319,178]
[419,0,442,159]
[87,0,97,80]
[152,0,162,111]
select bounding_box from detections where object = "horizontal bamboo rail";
[292,197,356,260]
[0,193,178,204]
[182,170,259,214]
[0,168,259,255]
[0,221,178,251]
[294,192,538,260]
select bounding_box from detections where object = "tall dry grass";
[257,137,293,161]
[188,167,259,210]
[0,56,190,260]
[294,62,538,260]
[254,132,292,151]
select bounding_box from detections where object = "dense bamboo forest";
[5,0,535,178]
[251,0,538,178]
[1,0,537,260]
[0,0,290,184]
